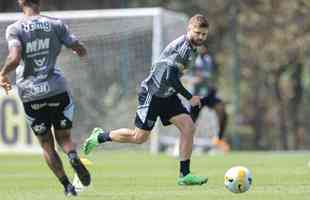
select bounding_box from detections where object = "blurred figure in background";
[189,45,230,153]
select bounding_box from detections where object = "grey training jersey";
[5,15,78,102]
[141,35,196,97]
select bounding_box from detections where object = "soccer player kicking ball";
[83,14,209,185]
[0,0,91,196]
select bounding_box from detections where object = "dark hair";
[188,14,209,29]
[19,0,40,6]
[30,0,40,4]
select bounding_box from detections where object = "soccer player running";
[83,14,209,186]
[0,0,90,196]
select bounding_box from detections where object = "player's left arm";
[57,20,87,57]
[167,65,201,107]
[70,41,87,57]
[167,65,192,99]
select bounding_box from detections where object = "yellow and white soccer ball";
[224,166,252,193]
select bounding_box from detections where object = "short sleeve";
[56,20,78,47]
[177,42,192,63]
[167,65,192,100]
[5,24,22,49]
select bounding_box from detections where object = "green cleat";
[177,173,208,186]
[82,127,102,155]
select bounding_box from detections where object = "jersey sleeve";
[56,20,79,48]
[5,24,22,49]
[167,65,192,100]
[177,42,192,64]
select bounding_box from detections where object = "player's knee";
[182,121,196,136]
[134,136,148,144]
[189,123,196,135]
[55,130,72,146]
[133,132,149,144]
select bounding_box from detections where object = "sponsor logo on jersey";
[32,123,47,135]
[31,82,50,96]
[164,87,176,96]
[33,65,48,72]
[48,103,60,107]
[60,119,67,128]
[22,20,51,32]
[34,74,48,81]
[34,57,46,67]
[31,103,47,110]
[26,38,50,54]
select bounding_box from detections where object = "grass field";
[0,151,309,200]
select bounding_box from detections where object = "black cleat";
[70,157,91,186]
[64,184,77,196]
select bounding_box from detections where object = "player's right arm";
[0,25,22,94]
[0,47,21,93]
[56,20,87,57]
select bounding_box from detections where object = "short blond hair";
[188,14,209,29]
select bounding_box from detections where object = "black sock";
[67,150,78,162]
[180,159,190,177]
[59,175,71,188]
[98,131,112,143]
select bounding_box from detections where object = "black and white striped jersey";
[141,34,196,98]
[6,15,78,102]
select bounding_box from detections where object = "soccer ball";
[224,166,252,193]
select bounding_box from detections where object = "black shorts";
[135,91,189,131]
[23,92,74,135]
[190,87,223,122]
[200,87,222,108]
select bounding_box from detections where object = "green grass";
[0,151,309,200]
